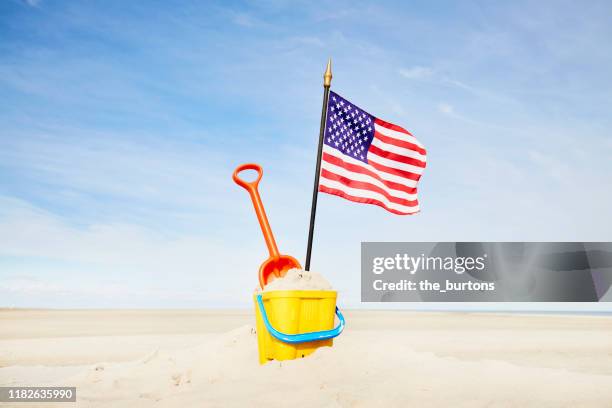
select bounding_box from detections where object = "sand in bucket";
[260,269,333,292]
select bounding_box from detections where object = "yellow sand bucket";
[253,290,345,364]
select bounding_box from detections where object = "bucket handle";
[256,294,345,344]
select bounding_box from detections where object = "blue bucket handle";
[256,294,345,344]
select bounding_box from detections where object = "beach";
[1,309,611,407]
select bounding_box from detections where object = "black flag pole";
[305,58,332,271]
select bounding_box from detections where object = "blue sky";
[1,0,611,309]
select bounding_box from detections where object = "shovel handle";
[233,163,280,259]
[233,163,263,190]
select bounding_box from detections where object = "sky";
[1,0,611,309]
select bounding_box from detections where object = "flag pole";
[305,58,332,271]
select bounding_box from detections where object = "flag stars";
[324,93,375,164]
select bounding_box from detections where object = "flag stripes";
[319,94,426,215]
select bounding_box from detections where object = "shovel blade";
[259,255,302,289]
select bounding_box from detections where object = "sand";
[262,268,333,291]
[1,309,612,407]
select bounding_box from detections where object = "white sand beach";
[1,309,611,407]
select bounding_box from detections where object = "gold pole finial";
[323,58,332,87]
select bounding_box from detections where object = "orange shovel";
[233,163,302,289]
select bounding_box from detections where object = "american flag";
[319,91,427,215]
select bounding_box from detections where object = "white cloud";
[398,66,515,107]
[0,197,262,307]
[0,278,65,295]
[0,127,237,216]
[399,66,434,80]
[231,12,261,27]
[0,276,220,302]
[527,150,571,183]
[436,101,514,130]
[437,102,455,115]
[23,0,41,7]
